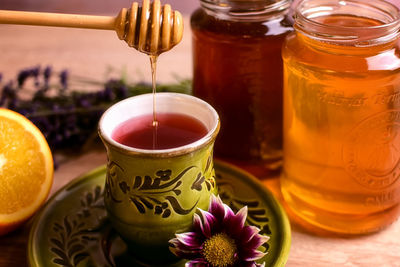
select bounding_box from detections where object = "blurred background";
[0,0,199,15]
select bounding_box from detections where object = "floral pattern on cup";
[105,155,216,219]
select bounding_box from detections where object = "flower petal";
[169,238,202,259]
[199,209,217,238]
[242,249,267,261]
[186,258,208,267]
[238,260,266,267]
[193,212,203,234]
[169,246,201,260]
[224,206,248,239]
[246,233,270,250]
[235,206,248,228]
[240,225,260,244]
[208,194,225,221]
[223,202,235,219]
[175,232,203,248]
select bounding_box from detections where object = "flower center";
[202,232,237,267]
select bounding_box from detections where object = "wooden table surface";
[0,18,399,267]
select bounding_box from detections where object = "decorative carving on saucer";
[49,186,106,266]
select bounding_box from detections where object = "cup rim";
[98,92,220,158]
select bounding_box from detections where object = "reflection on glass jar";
[191,0,293,176]
[282,0,400,234]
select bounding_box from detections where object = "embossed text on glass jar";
[281,0,400,234]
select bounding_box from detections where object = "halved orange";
[0,108,53,235]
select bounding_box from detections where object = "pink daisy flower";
[169,195,269,267]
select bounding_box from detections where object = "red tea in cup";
[111,113,208,150]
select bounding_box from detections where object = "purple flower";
[169,195,269,267]
[17,69,31,87]
[43,66,52,87]
[0,81,16,107]
[59,70,69,90]
[17,66,40,88]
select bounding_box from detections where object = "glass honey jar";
[191,0,293,176]
[282,0,400,234]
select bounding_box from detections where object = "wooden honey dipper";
[0,0,184,55]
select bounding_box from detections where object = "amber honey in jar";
[191,0,293,176]
[282,0,400,234]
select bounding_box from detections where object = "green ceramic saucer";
[28,160,291,267]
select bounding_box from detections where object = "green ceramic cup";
[98,93,219,265]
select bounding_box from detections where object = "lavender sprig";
[0,65,191,152]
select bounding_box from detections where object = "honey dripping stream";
[150,55,158,149]
[137,0,184,150]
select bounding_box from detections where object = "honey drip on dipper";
[0,0,184,141]
[121,0,183,55]
[0,0,183,55]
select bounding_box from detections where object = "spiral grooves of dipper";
[124,0,183,55]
